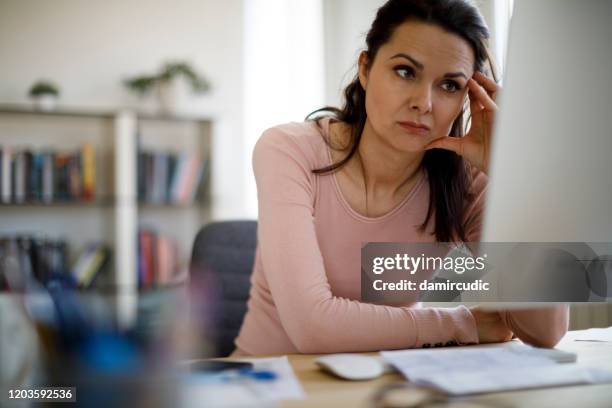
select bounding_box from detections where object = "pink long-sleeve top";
[233,117,569,356]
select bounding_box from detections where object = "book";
[42,151,54,202]
[82,143,95,201]
[72,243,111,288]
[139,229,155,287]
[151,152,169,203]
[14,151,25,202]
[31,152,44,201]
[1,148,9,202]
[169,152,188,203]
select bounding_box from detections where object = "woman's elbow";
[528,328,566,348]
[281,308,330,354]
[523,305,570,348]
[285,304,347,354]
[289,322,332,354]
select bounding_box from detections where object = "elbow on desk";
[511,305,570,349]
[288,315,338,354]
[291,335,326,355]
[524,327,566,348]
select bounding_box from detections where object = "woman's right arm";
[253,128,479,353]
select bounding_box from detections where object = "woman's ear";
[358,51,370,90]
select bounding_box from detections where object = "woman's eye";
[441,80,461,93]
[394,66,415,79]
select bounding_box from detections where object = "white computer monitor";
[482,0,612,243]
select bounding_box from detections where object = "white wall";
[0,0,246,219]
[322,0,385,107]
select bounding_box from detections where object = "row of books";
[138,228,183,288]
[0,236,110,291]
[138,150,209,205]
[0,144,96,203]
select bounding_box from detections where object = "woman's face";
[359,20,475,152]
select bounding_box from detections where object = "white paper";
[573,326,612,342]
[382,342,612,396]
[241,356,306,400]
[411,365,612,396]
[181,356,304,408]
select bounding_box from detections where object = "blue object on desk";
[237,368,278,381]
[187,367,278,384]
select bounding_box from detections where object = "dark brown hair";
[308,0,496,242]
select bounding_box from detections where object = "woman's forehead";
[379,20,475,74]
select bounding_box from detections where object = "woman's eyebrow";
[390,53,424,69]
[390,52,468,80]
[444,72,468,80]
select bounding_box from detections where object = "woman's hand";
[425,71,500,174]
[470,306,514,344]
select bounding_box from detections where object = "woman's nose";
[409,85,432,113]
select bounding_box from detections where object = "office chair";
[189,220,257,357]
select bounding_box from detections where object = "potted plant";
[123,75,158,113]
[29,80,60,111]
[124,75,158,96]
[156,61,211,114]
[124,61,211,114]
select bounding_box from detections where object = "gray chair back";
[190,220,257,357]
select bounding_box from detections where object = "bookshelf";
[0,104,213,327]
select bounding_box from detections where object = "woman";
[233,0,568,356]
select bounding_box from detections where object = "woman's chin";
[393,134,433,153]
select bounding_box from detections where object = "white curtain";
[493,0,514,79]
[243,0,325,218]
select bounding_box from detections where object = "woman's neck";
[355,120,424,197]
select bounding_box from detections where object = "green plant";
[29,80,60,97]
[124,61,211,96]
[123,75,158,96]
[158,61,210,93]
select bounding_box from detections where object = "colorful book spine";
[82,143,95,201]
[138,149,208,205]
[0,236,85,290]
[138,228,181,289]
[72,243,110,288]
[14,151,25,202]
[42,151,54,202]
[0,145,95,203]
[1,147,11,203]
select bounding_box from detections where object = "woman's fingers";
[424,136,464,156]
[469,88,483,113]
[467,79,497,111]
[473,71,499,96]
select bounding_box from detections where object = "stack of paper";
[573,326,612,342]
[382,341,612,396]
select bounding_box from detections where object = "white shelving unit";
[0,104,214,327]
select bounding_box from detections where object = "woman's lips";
[398,121,430,135]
